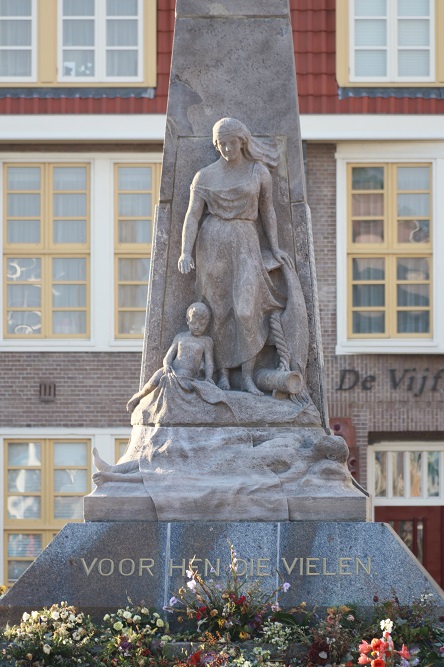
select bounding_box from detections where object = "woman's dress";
[191,161,284,370]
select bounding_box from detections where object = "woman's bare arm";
[178,188,206,273]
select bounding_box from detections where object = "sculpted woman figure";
[178,117,295,396]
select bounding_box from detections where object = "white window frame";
[57,0,144,83]
[336,141,444,355]
[0,151,162,352]
[368,441,444,506]
[349,0,435,83]
[0,0,37,82]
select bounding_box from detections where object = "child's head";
[186,302,211,336]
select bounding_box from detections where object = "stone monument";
[1,0,443,623]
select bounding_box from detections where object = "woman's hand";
[178,253,195,274]
[272,248,295,270]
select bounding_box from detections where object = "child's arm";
[162,334,180,371]
[203,337,215,383]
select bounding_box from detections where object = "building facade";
[0,0,443,588]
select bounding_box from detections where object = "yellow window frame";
[3,162,91,339]
[114,161,161,339]
[115,437,130,463]
[0,0,157,87]
[336,0,444,86]
[347,162,433,339]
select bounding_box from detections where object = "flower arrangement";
[2,601,97,666]
[163,543,291,642]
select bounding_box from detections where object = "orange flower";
[370,638,387,654]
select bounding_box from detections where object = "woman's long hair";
[212,117,279,169]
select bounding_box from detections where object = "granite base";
[0,521,442,626]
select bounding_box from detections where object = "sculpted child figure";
[126,301,214,414]
[93,302,217,485]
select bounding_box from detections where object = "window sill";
[0,340,143,352]
[0,86,156,98]
[336,340,442,356]
[338,86,444,100]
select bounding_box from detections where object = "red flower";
[371,659,386,667]
[189,650,202,666]
[370,638,387,654]
[358,656,371,665]
[195,611,202,621]
[398,644,410,660]
[237,596,246,605]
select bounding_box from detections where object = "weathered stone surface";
[86,426,369,522]
[176,0,289,18]
[1,522,442,625]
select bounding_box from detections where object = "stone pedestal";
[1,521,442,625]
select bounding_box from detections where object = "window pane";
[352,193,384,216]
[54,167,86,191]
[8,284,41,308]
[355,19,386,46]
[8,533,42,558]
[392,451,405,496]
[107,0,138,16]
[118,220,151,244]
[7,257,41,281]
[374,451,386,496]
[397,284,429,307]
[54,194,86,217]
[53,258,86,281]
[63,0,94,16]
[0,0,31,16]
[355,50,387,76]
[118,167,151,191]
[54,442,87,466]
[8,561,30,581]
[8,167,40,190]
[54,496,83,519]
[118,284,147,308]
[118,257,150,281]
[52,311,86,335]
[355,0,386,15]
[8,496,40,519]
[8,442,41,466]
[52,284,86,308]
[398,193,429,217]
[119,193,151,217]
[352,311,385,334]
[398,19,429,46]
[410,452,422,496]
[8,220,40,244]
[107,50,138,76]
[352,166,384,190]
[54,220,86,244]
[398,220,429,244]
[399,520,414,549]
[8,470,41,493]
[107,19,138,46]
[118,311,145,335]
[63,50,94,77]
[0,19,31,45]
[352,220,384,243]
[353,284,384,307]
[54,470,87,493]
[7,310,41,335]
[63,19,94,46]
[397,311,429,333]
[398,50,430,77]
[399,0,429,15]
[398,166,429,190]
[352,257,385,280]
[427,452,439,497]
[0,50,31,76]
[8,193,40,217]
[397,257,429,280]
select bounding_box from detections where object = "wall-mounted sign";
[336,368,444,397]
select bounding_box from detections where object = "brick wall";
[0,353,140,429]
[307,143,444,489]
